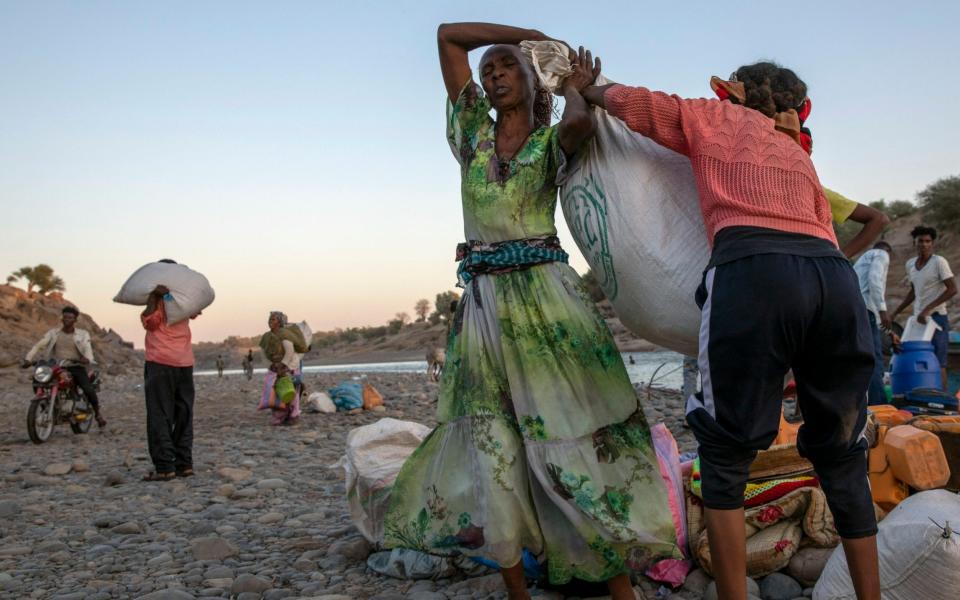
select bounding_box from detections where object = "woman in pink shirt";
[140,259,198,482]
[584,64,880,600]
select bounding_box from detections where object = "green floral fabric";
[383,81,680,583]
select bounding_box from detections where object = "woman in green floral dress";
[384,23,680,599]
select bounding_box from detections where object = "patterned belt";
[455,235,569,287]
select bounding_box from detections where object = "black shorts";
[685,253,878,539]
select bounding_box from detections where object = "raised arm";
[918,262,958,324]
[557,47,601,156]
[840,203,890,258]
[141,285,168,331]
[437,22,549,101]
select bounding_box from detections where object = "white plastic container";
[901,316,942,343]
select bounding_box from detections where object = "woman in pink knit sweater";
[584,64,881,600]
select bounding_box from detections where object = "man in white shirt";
[892,225,958,390]
[24,306,107,427]
[853,242,893,404]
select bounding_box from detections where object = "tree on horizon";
[6,264,66,295]
[918,174,960,234]
[414,299,431,322]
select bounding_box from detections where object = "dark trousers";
[866,312,887,405]
[66,366,100,411]
[144,361,195,473]
[686,254,878,539]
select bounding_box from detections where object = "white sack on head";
[524,41,707,355]
[520,40,573,93]
[114,262,215,325]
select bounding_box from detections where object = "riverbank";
[0,369,693,599]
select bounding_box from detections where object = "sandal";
[176,468,195,478]
[142,471,176,482]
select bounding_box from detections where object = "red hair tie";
[797,98,812,123]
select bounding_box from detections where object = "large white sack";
[305,391,336,414]
[526,43,707,355]
[114,262,215,325]
[332,418,431,543]
[813,489,960,600]
[294,320,313,351]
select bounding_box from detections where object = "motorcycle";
[22,359,99,444]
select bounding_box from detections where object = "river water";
[198,351,687,390]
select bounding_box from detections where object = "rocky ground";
[0,368,807,600]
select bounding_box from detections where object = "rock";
[407,593,446,600]
[217,467,253,482]
[43,463,73,476]
[760,573,803,600]
[257,512,285,524]
[203,566,234,580]
[0,500,21,518]
[136,590,197,600]
[34,540,69,553]
[203,578,233,589]
[788,547,835,587]
[447,573,505,594]
[681,567,712,595]
[191,537,239,561]
[103,471,125,486]
[215,484,236,498]
[230,574,271,595]
[146,552,173,568]
[304,596,352,600]
[327,535,371,561]
[110,521,142,535]
[72,460,90,473]
[20,473,58,487]
[190,522,217,536]
[256,478,288,490]
[704,577,760,600]
[202,505,228,520]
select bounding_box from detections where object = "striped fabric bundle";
[456,236,568,286]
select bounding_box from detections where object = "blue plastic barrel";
[890,341,941,395]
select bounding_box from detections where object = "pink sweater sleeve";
[604,84,691,156]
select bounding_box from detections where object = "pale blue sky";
[1,1,958,344]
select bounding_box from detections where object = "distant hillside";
[0,284,141,373]
[193,306,658,371]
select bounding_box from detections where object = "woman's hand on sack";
[563,46,601,92]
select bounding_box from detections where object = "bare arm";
[437,22,549,102]
[557,47,601,156]
[840,203,890,258]
[141,285,168,330]
[918,278,958,323]
[892,285,915,320]
[582,83,619,109]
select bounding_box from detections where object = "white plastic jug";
[901,316,942,343]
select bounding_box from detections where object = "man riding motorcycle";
[24,306,107,428]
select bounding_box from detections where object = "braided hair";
[733,62,807,118]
